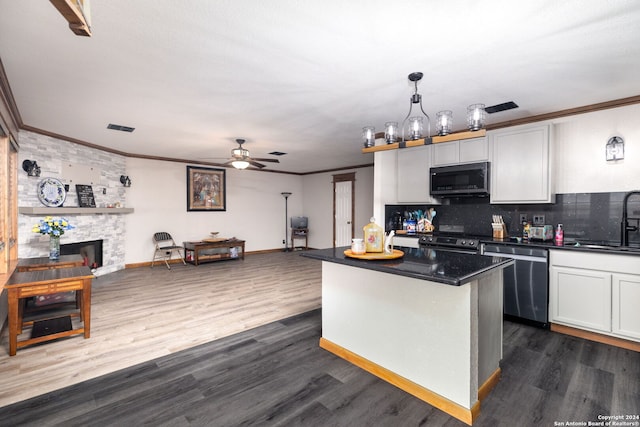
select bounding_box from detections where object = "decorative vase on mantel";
[49,235,60,260]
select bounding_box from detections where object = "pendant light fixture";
[436,110,453,136]
[467,103,486,131]
[401,72,431,143]
[384,121,398,144]
[362,72,487,147]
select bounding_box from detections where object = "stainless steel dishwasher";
[482,244,549,328]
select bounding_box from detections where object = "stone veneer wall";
[17,131,128,275]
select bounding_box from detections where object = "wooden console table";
[5,266,93,356]
[183,239,245,266]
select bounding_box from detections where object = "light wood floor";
[0,250,322,408]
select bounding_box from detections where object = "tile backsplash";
[385,191,640,246]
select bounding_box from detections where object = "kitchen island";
[302,246,513,425]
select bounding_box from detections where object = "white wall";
[302,167,374,249]
[551,103,640,193]
[124,157,304,264]
[16,131,374,268]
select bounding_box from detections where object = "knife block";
[492,224,507,239]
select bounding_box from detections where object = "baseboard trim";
[550,323,640,352]
[319,337,498,425]
[124,248,293,269]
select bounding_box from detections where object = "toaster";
[529,225,554,241]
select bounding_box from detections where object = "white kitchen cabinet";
[432,137,488,166]
[397,145,438,203]
[549,249,640,342]
[489,124,554,204]
[549,265,611,333]
[612,273,640,340]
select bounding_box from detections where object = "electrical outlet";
[282,239,285,244]
[533,214,545,225]
[519,214,527,224]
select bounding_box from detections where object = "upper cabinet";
[397,145,438,203]
[432,137,488,167]
[489,124,554,204]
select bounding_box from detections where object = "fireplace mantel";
[19,207,134,215]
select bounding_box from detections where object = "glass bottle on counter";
[555,224,564,246]
[363,217,384,253]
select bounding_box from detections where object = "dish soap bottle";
[364,217,384,253]
[555,224,564,246]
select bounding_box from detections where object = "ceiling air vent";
[484,101,519,114]
[107,123,135,132]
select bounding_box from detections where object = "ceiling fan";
[203,139,280,169]
[224,139,279,170]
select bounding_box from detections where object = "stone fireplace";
[61,239,103,270]
[17,131,129,276]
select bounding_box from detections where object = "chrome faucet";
[621,191,640,246]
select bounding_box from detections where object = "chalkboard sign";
[76,184,96,208]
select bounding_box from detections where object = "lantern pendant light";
[401,72,431,143]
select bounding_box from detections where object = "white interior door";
[335,180,353,246]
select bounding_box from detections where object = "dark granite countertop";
[394,233,640,256]
[482,238,640,255]
[301,246,513,286]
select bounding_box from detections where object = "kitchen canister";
[351,238,365,254]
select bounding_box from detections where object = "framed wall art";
[186,166,226,211]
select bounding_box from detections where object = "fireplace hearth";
[61,239,103,269]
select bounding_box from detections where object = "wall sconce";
[22,160,41,177]
[467,104,486,131]
[362,126,375,148]
[436,110,453,136]
[606,136,624,161]
[120,175,132,187]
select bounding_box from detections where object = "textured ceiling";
[1,1,640,173]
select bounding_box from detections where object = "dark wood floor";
[1,308,638,426]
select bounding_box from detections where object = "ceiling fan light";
[232,147,249,158]
[232,159,250,170]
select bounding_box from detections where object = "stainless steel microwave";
[429,162,490,197]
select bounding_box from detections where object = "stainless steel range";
[418,234,480,254]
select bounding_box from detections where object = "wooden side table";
[17,254,84,272]
[291,228,308,250]
[5,266,94,356]
[17,254,85,311]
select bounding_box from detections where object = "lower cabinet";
[549,266,611,332]
[549,250,640,342]
[612,273,640,340]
